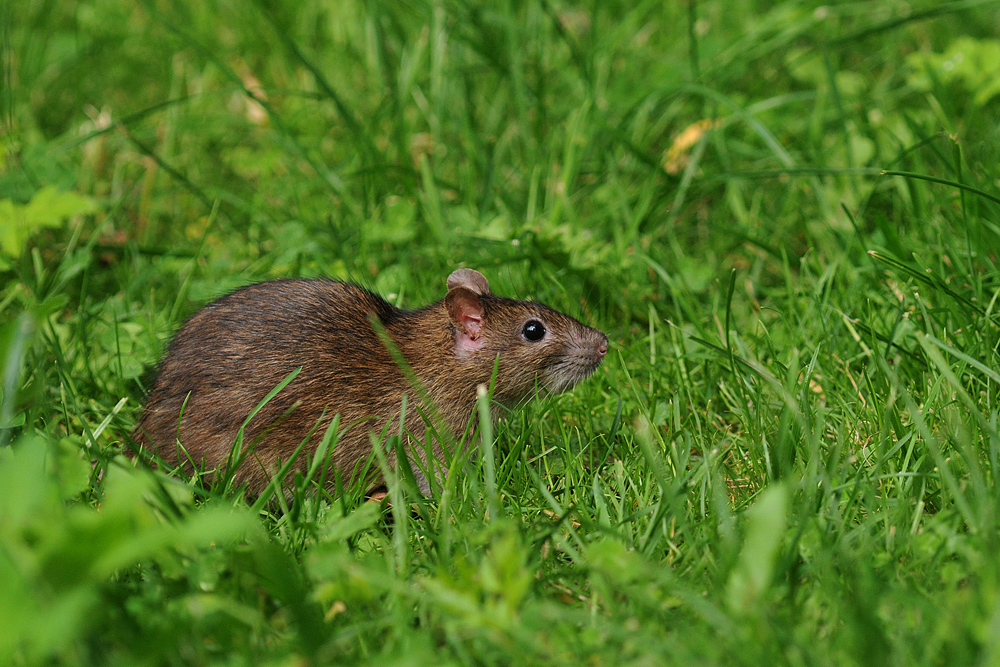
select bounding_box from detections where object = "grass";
[3,0,1000,664]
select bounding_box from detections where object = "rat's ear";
[447,268,490,295]
[446,287,485,350]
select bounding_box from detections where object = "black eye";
[522,320,546,341]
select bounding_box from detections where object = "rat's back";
[134,279,404,489]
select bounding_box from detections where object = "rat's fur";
[133,270,607,494]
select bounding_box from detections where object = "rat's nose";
[597,333,608,356]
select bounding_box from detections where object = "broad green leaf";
[0,186,97,258]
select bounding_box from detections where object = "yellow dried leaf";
[662,119,719,175]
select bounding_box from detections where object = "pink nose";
[597,338,608,356]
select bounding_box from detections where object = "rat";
[132,268,608,496]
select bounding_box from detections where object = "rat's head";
[444,269,608,404]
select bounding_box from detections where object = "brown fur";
[132,270,608,494]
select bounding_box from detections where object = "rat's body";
[133,269,607,495]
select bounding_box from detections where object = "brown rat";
[132,268,608,495]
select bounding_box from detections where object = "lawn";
[3,0,1000,664]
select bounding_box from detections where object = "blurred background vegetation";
[3,0,1000,664]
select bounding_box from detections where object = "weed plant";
[3,0,1000,664]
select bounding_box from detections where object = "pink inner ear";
[455,309,483,352]
[449,293,484,353]
[446,287,486,354]
[456,329,483,353]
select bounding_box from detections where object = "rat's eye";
[522,320,546,342]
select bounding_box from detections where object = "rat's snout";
[582,327,608,358]
[578,327,608,360]
[542,325,608,395]
[596,332,609,357]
